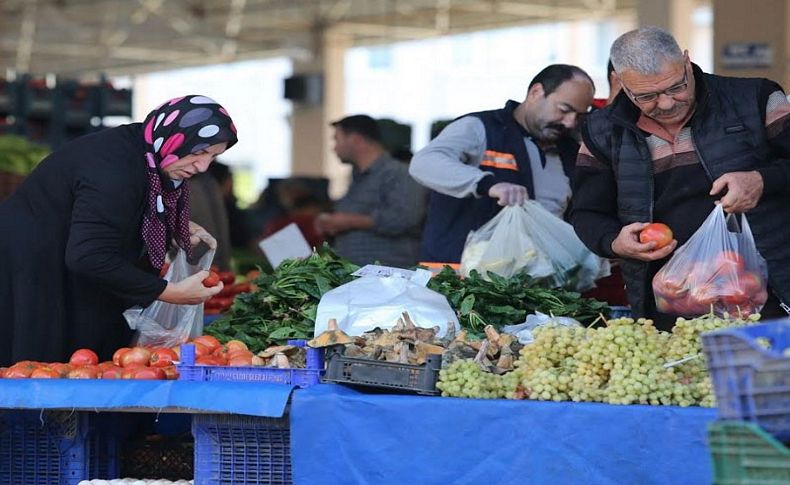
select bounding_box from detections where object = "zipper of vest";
[690,132,714,182]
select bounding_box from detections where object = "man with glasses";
[571,26,790,330]
[410,64,595,264]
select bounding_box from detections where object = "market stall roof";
[0,0,637,78]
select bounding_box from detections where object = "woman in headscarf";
[0,95,238,365]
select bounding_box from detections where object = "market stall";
[291,384,716,485]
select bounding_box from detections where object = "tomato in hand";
[202,271,221,288]
[639,223,673,249]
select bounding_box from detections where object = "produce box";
[701,320,790,439]
[0,410,119,484]
[192,413,290,485]
[323,345,442,395]
[177,340,324,388]
[708,421,790,484]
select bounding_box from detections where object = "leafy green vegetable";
[205,245,358,352]
[427,267,609,338]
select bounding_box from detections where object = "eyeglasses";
[624,69,689,104]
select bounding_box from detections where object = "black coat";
[0,124,167,365]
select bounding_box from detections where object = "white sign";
[258,223,312,268]
[352,264,433,287]
[721,43,773,69]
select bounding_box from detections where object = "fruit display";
[0,347,180,380]
[437,312,760,407]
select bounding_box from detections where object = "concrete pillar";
[637,0,697,52]
[713,0,790,89]
[289,27,353,199]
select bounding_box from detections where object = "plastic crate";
[323,345,442,395]
[178,339,323,388]
[708,421,790,484]
[193,413,290,485]
[121,435,193,480]
[701,319,790,440]
[0,410,119,484]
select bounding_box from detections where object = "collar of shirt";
[353,153,390,179]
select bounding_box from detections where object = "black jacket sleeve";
[569,139,622,259]
[65,163,167,307]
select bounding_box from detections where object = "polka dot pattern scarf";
[141,95,238,269]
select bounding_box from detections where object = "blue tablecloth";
[291,385,717,485]
[0,380,292,417]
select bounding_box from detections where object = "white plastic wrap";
[313,271,460,337]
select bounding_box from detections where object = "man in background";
[316,115,427,268]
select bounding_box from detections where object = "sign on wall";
[721,43,774,69]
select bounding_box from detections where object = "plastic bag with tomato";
[124,247,215,348]
[652,205,768,317]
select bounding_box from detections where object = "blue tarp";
[291,384,718,485]
[0,380,292,417]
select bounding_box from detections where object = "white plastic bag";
[459,202,609,291]
[653,205,768,317]
[313,271,460,337]
[460,205,553,280]
[502,311,582,344]
[124,247,214,348]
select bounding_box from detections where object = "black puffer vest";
[582,64,790,315]
[420,100,578,263]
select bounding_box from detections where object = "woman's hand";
[158,270,223,304]
[189,221,217,249]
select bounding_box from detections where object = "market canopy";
[0,0,636,77]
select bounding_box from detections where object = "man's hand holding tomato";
[611,222,678,262]
[709,171,764,214]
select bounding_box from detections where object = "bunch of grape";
[438,359,507,399]
[514,324,585,402]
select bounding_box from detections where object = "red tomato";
[218,272,236,285]
[161,366,180,380]
[112,347,131,366]
[715,251,746,273]
[4,365,34,379]
[202,271,221,288]
[639,223,673,249]
[67,366,98,379]
[31,367,61,379]
[192,335,221,352]
[100,366,124,379]
[119,347,152,368]
[228,352,253,367]
[132,367,166,380]
[149,348,179,368]
[69,349,99,367]
[225,340,248,353]
[49,363,72,377]
[739,272,765,297]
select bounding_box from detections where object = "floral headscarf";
[141,95,237,269]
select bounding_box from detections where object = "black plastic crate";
[323,345,441,395]
[121,434,194,481]
[193,414,290,485]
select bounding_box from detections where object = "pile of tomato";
[202,268,257,315]
[653,250,768,316]
[0,335,258,380]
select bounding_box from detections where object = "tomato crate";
[0,410,120,484]
[708,421,790,484]
[177,340,324,388]
[701,319,790,440]
[322,345,442,395]
[192,413,290,485]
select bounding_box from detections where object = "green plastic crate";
[708,421,790,484]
